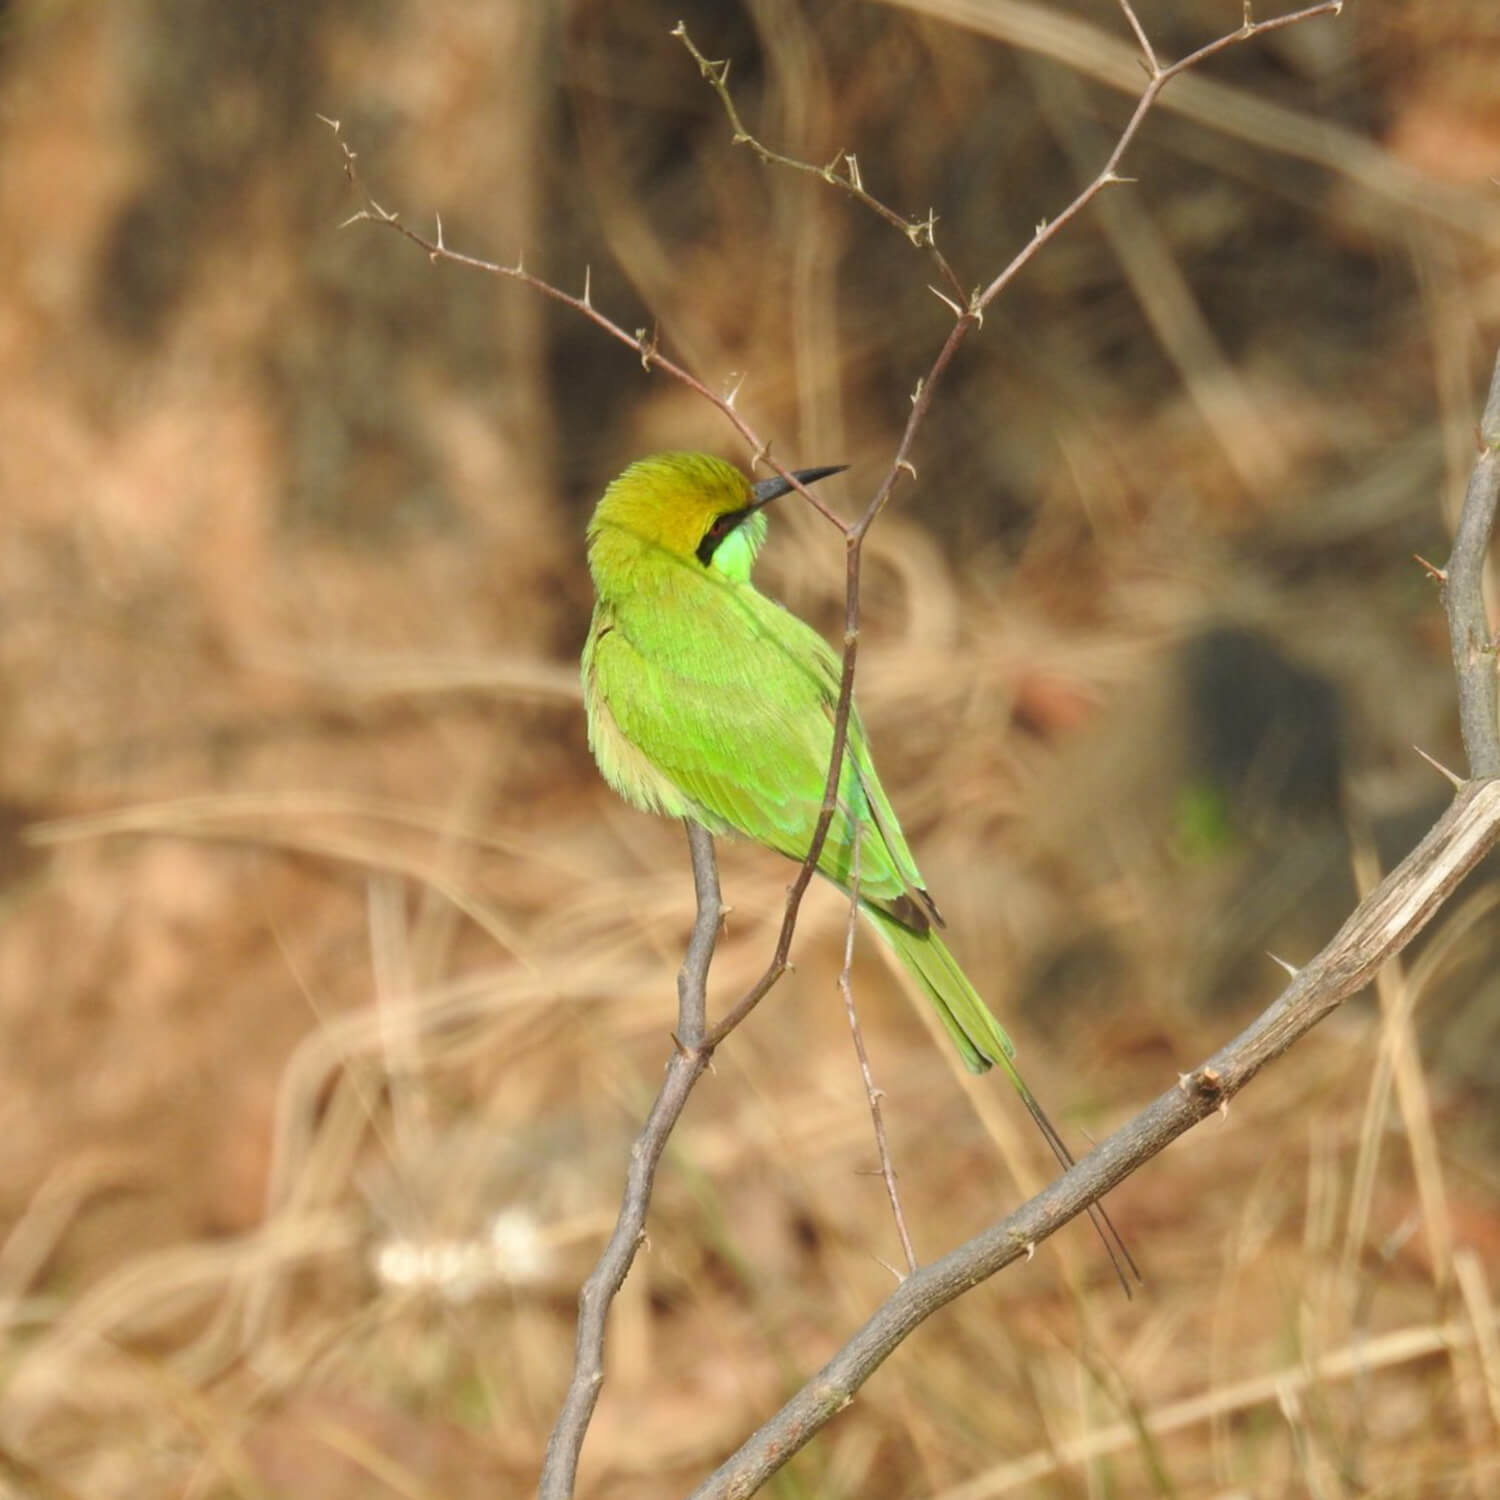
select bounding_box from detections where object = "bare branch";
[687,775,1500,1498]
[1115,0,1161,75]
[319,116,846,534]
[537,822,722,1500]
[837,829,918,1276]
[672,23,967,302]
[973,1,1343,313]
[1443,348,1500,778]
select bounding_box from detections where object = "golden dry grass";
[1,1,1499,1496]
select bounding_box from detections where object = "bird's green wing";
[590,568,928,917]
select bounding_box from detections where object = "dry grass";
[1,0,1499,1496]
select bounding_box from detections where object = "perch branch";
[688,777,1500,1497]
[538,822,722,1500]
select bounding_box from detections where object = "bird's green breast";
[582,556,927,912]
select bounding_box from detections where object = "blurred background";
[1,0,1498,1495]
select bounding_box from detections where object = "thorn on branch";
[1190,1065,1225,1102]
[910,377,924,407]
[582,264,592,309]
[844,152,863,191]
[1413,553,1447,583]
[928,284,964,320]
[1266,952,1300,978]
[1413,744,1466,789]
[896,459,916,482]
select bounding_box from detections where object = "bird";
[581,451,1132,1281]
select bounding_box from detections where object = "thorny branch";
[972,0,1343,313]
[319,118,845,535]
[672,22,964,302]
[331,3,1356,1496]
[537,821,723,1498]
[686,790,1500,1495]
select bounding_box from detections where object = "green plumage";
[581,450,1017,1075]
[581,452,1134,1285]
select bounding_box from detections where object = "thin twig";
[319,119,845,535]
[672,24,964,301]
[712,317,982,1055]
[1115,0,1160,73]
[837,828,918,1276]
[537,822,722,1500]
[973,0,1343,314]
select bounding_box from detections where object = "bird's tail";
[863,907,1139,1292]
[863,906,1013,1075]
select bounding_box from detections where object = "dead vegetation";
[1,0,1499,1495]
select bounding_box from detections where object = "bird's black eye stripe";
[696,506,754,565]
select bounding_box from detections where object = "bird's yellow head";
[586,451,844,592]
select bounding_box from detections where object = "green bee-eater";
[582,452,1128,1270]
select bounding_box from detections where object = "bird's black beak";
[749,464,847,508]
